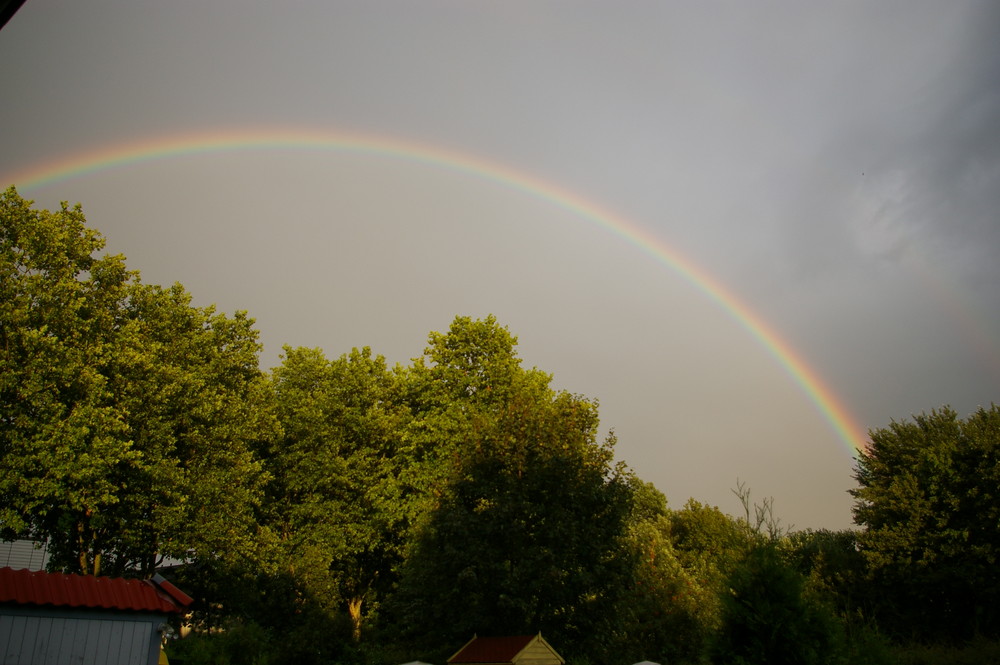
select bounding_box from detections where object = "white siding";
[0,540,50,571]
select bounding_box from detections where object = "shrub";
[710,546,844,665]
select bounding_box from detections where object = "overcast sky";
[2,1,998,529]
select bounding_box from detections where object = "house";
[0,539,50,570]
[0,566,192,665]
[448,633,565,665]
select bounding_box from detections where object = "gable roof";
[0,567,192,614]
[448,634,563,665]
[449,635,536,664]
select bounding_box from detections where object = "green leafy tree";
[102,282,277,576]
[642,498,753,660]
[711,545,844,665]
[267,346,409,643]
[0,188,276,576]
[383,316,635,664]
[0,187,136,575]
[785,529,893,665]
[784,529,871,620]
[851,405,1000,640]
[615,482,718,664]
[394,315,553,506]
[669,498,750,585]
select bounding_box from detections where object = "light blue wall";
[0,607,163,665]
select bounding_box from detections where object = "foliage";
[710,544,845,665]
[851,405,1000,641]
[11,188,999,664]
[0,187,276,576]
[784,530,878,621]
[104,282,277,575]
[382,316,635,664]
[165,620,274,665]
[615,485,718,664]
[266,345,410,641]
[0,187,136,573]
[393,315,555,508]
[670,498,751,584]
[889,637,1000,665]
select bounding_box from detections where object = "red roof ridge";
[0,566,191,614]
[152,572,194,608]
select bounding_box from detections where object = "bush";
[890,637,1000,665]
[839,617,893,665]
[166,620,273,665]
[165,613,359,665]
[710,546,844,665]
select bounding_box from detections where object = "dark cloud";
[767,2,999,298]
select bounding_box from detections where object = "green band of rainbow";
[2,127,869,456]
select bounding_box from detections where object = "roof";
[448,635,537,664]
[0,567,192,614]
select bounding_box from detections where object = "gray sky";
[2,1,998,529]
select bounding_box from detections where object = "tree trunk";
[348,596,364,642]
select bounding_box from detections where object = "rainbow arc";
[2,127,869,456]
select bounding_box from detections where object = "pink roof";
[449,635,536,664]
[0,567,192,614]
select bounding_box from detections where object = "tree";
[614,483,719,664]
[0,187,276,577]
[784,529,893,665]
[784,529,870,621]
[669,498,750,584]
[851,405,1000,640]
[382,316,636,664]
[711,545,844,665]
[101,282,277,576]
[394,315,554,507]
[628,498,753,660]
[267,345,410,643]
[1,187,138,574]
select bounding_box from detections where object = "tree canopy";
[7,187,999,664]
[0,187,275,576]
[267,345,410,642]
[851,405,1000,640]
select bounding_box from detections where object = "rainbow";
[1,126,869,456]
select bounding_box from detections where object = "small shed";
[448,633,565,665]
[0,566,192,665]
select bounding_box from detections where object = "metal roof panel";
[0,567,190,613]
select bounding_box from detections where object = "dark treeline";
[2,187,999,665]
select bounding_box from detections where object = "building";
[0,539,50,571]
[0,566,192,665]
[448,633,565,665]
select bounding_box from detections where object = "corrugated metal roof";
[0,567,191,614]
[448,635,536,664]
